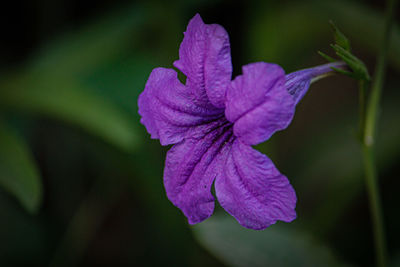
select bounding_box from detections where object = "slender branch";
[361,0,398,266]
[364,0,397,146]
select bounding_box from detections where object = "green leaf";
[0,4,148,151]
[329,21,351,51]
[0,75,139,151]
[330,66,356,78]
[331,44,370,81]
[193,215,345,267]
[30,4,147,77]
[0,122,42,213]
[318,51,337,63]
[320,21,371,81]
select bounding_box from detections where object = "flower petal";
[164,118,233,224]
[173,14,232,109]
[285,62,343,104]
[215,139,297,230]
[138,67,223,146]
[225,62,295,145]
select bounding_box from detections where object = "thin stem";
[361,0,397,266]
[358,79,367,139]
[364,0,397,146]
[362,145,386,267]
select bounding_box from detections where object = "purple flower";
[138,14,343,230]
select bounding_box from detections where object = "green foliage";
[0,122,42,213]
[0,76,139,151]
[32,5,147,77]
[330,21,351,52]
[313,20,370,81]
[328,44,370,81]
[330,44,370,81]
[0,5,147,152]
[0,3,148,215]
[193,215,344,267]
[318,21,370,81]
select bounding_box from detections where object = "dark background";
[0,0,399,266]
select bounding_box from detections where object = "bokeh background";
[0,0,399,266]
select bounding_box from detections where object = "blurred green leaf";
[0,74,139,151]
[82,53,156,117]
[0,3,150,151]
[0,121,42,213]
[193,215,345,267]
[31,4,147,77]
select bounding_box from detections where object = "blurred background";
[0,0,399,266]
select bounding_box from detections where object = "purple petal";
[173,14,232,109]
[285,62,345,104]
[225,62,295,145]
[215,139,297,230]
[138,67,223,146]
[164,118,233,225]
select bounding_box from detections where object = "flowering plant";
[138,14,344,230]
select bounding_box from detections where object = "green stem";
[362,0,397,266]
[362,144,386,267]
[364,0,397,145]
[358,79,367,139]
